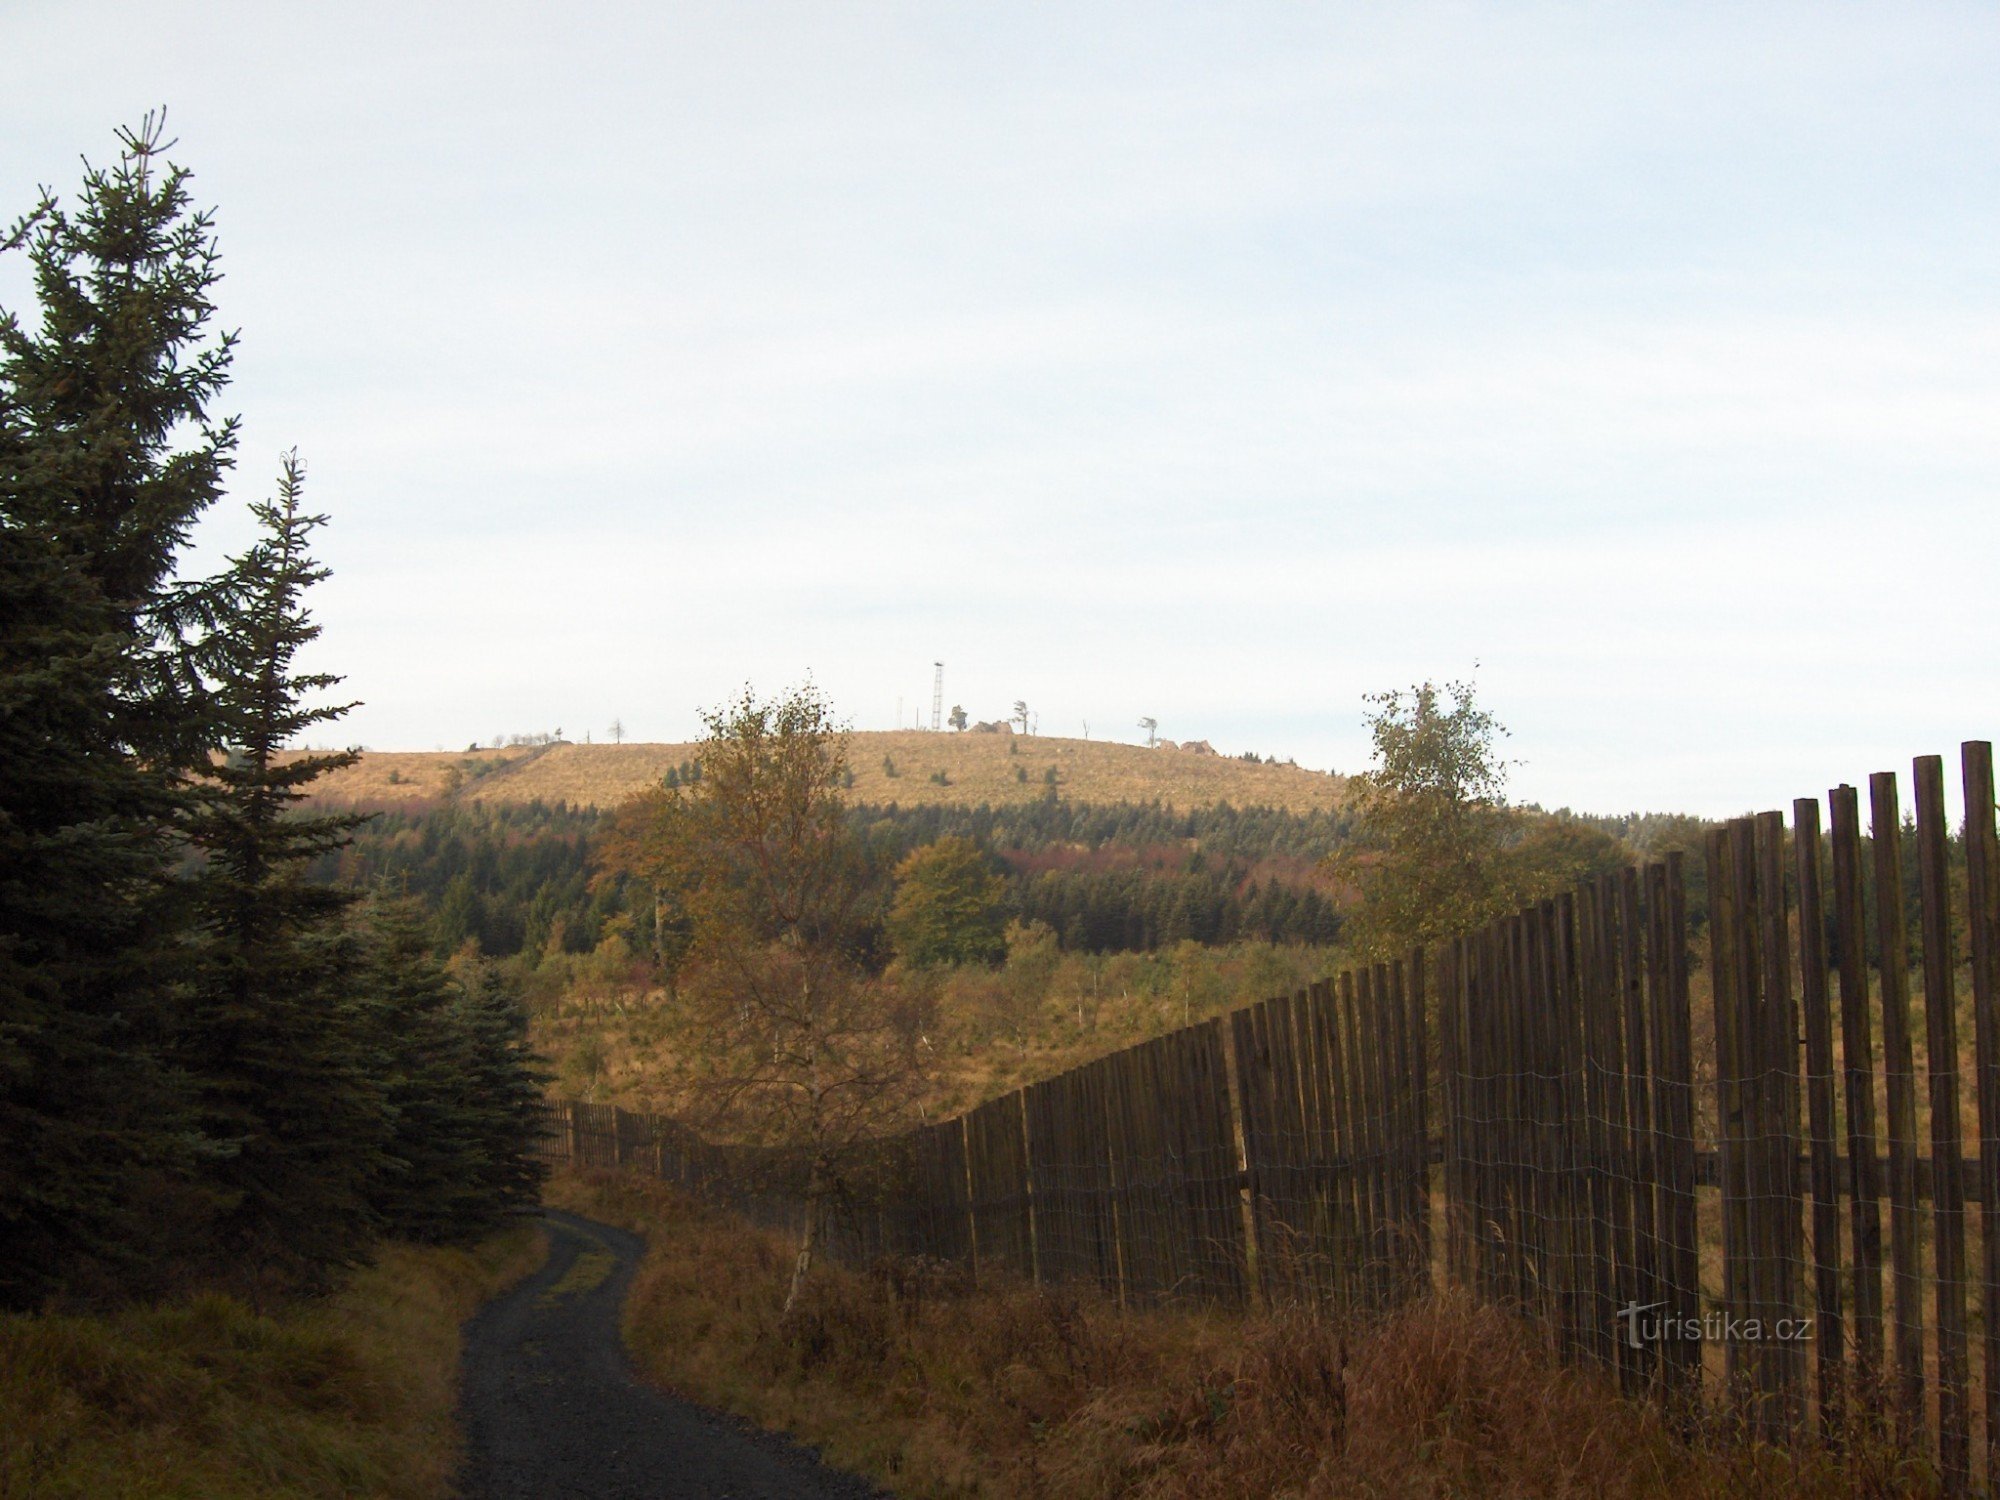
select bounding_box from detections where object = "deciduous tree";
[886,836,1007,967]
[1333,678,1518,958]
[624,685,929,1312]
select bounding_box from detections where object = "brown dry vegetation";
[0,1227,545,1500]
[278,741,543,804]
[548,1170,1935,1499]
[546,950,2000,1460]
[530,939,1339,1119]
[299,733,1348,814]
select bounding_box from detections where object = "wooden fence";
[537,740,2000,1491]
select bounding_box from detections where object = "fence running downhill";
[537,740,2000,1491]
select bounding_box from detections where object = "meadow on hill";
[299,731,1349,815]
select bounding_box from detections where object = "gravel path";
[458,1210,891,1500]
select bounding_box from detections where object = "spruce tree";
[185,453,388,1279]
[359,894,537,1243]
[0,516,208,1303]
[444,961,549,1232]
[2,111,238,767]
[2,118,551,1298]
[0,115,234,1304]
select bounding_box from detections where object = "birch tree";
[625,684,928,1313]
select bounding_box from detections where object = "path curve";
[458,1210,889,1500]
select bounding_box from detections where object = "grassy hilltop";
[305,731,1349,814]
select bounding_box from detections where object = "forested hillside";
[305,796,1351,966]
[309,735,1700,1122]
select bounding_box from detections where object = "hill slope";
[305,732,1347,814]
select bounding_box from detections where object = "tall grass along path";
[457,1211,887,1499]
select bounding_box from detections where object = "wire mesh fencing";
[1439,859,1704,1406]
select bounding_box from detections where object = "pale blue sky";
[5,3,1996,816]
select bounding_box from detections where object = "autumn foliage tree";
[606,685,929,1312]
[886,836,1007,967]
[1334,678,1520,959]
[1336,678,1633,961]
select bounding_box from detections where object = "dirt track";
[457,1210,888,1500]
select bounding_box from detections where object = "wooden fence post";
[1830,784,1886,1429]
[1793,797,1845,1438]
[1650,854,1701,1406]
[1915,755,1971,1490]
[1962,741,2000,1494]
[1870,771,1928,1450]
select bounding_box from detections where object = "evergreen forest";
[0,119,545,1307]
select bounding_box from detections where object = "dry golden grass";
[838,731,1346,814]
[0,1227,546,1500]
[465,742,696,807]
[550,1169,1937,1499]
[302,733,1348,814]
[530,940,1340,1119]
[282,742,541,804]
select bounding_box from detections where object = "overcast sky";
[5,3,1996,817]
